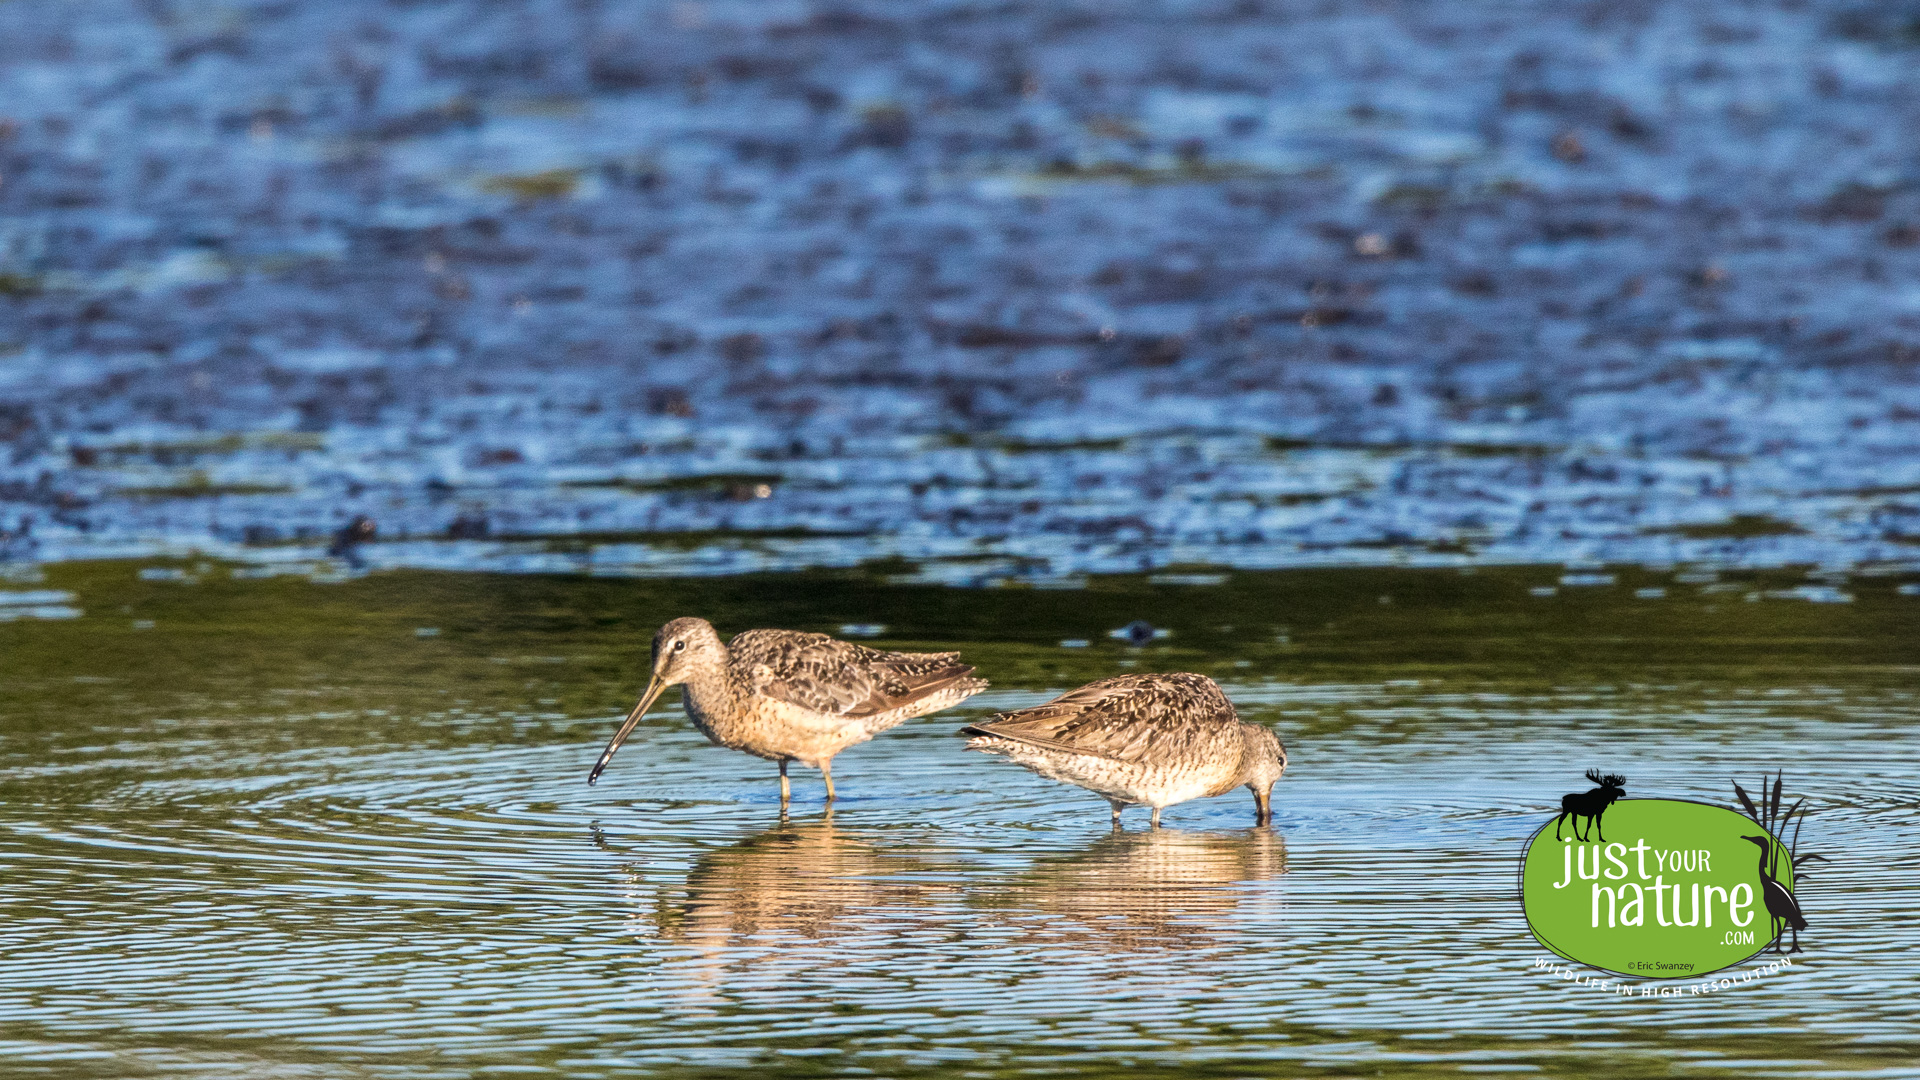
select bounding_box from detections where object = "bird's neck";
[1232,727,1259,786]
[678,655,741,724]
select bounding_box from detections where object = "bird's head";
[587,617,725,786]
[648,616,726,687]
[1240,723,1288,823]
[1741,834,1772,850]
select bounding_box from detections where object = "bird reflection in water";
[636,821,1287,1001]
[655,813,950,950]
[978,828,1288,951]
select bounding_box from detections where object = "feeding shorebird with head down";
[961,672,1287,828]
[588,618,988,804]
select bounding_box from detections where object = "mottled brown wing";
[731,629,981,718]
[962,673,1238,765]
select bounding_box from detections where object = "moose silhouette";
[1553,769,1626,842]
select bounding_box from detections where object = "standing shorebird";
[961,672,1286,828]
[587,618,988,804]
[1742,834,1808,953]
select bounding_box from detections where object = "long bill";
[1251,784,1272,825]
[587,674,666,785]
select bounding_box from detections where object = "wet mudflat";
[5,0,1920,574]
[1,562,1917,1078]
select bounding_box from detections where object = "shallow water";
[2,562,1918,1078]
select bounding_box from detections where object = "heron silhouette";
[1553,769,1625,842]
[1741,834,1807,953]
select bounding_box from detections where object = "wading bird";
[1742,834,1808,953]
[1554,769,1626,842]
[961,672,1286,828]
[587,618,987,805]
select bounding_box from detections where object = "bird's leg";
[1108,800,1124,829]
[822,759,836,803]
[1150,807,1162,829]
[778,760,790,806]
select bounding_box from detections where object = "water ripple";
[2,679,1916,1077]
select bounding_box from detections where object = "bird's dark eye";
[673,640,686,652]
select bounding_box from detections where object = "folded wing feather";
[734,629,980,719]
[962,673,1239,765]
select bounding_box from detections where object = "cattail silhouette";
[1733,772,1826,954]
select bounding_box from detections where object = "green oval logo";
[1522,799,1796,979]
